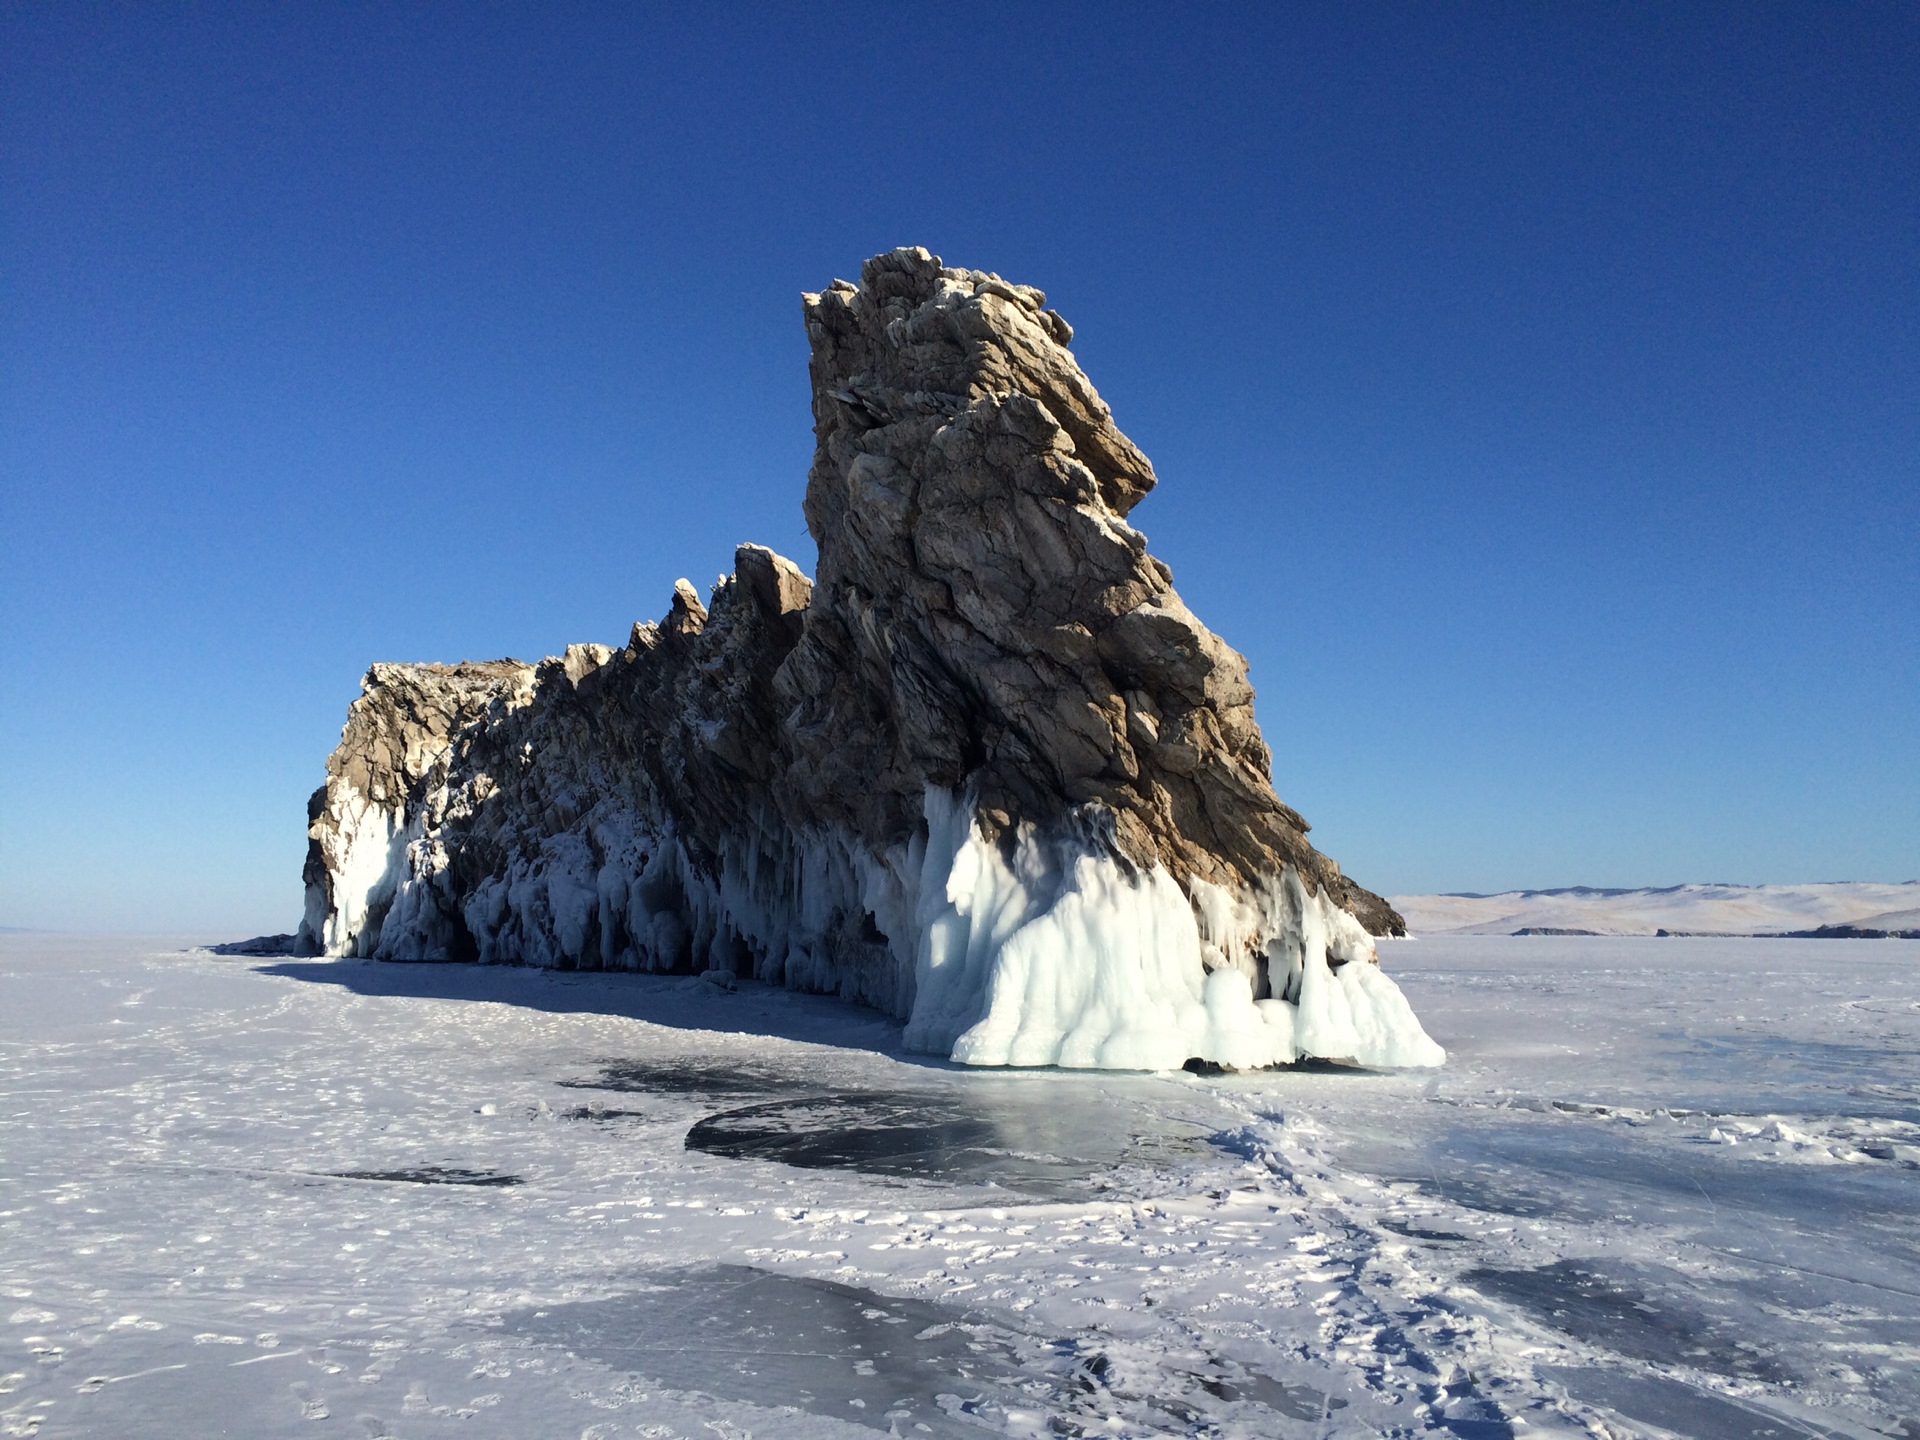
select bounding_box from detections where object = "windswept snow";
[1392,879,1920,935]
[3,932,1916,1438]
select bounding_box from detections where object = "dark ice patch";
[685,1092,1091,1194]
[1465,1260,1788,1382]
[684,1091,1196,1195]
[1379,1217,1473,1244]
[1429,1374,1517,1439]
[504,1265,1025,1438]
[1187,1367,1349,1420]
[331,1166,522,1187]
[559,1103,651,1122]
[505,1268,1343,1437]
[560,1058,808,1096]
[1409,1169,1582,1221]
[1540,1366,1832,1439]
[1096,1352,1353,1428]
[1686,1034,1920,1122]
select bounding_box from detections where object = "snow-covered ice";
[3,932,1916,1437]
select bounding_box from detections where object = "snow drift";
[298,247,1441,1070]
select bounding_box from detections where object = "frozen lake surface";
[3,934,1916,1438]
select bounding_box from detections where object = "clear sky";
[3,3,1915,934]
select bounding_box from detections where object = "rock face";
[299,248,1441,1070]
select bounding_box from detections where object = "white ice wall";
[306,782,1444,1070]
[901,788,1443,1070]
[304,787,417,959]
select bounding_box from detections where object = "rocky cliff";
[298,248,1441,1070]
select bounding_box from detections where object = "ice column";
[901,788,1444,1070]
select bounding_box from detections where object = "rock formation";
[298,248,1442,1070]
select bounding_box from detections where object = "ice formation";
[297,248,1443,1070]
[905,789,1441,1069]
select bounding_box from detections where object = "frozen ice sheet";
[2,933,1915,1438]
[504,1266,1030,1438]
[683,1088,1213,1197]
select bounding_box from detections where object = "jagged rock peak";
[296,248,1439,1072]
[793,245,1397,934]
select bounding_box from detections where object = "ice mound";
[907,789,1441,1069]
[297,247,1441,1070]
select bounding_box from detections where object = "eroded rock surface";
[299,248,1438,1070]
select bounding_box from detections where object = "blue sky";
[3,3,1915,933]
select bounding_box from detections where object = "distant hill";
[1388,882,1920,937]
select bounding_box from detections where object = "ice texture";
[7,932,1914,1438]
[906,787,1442,1069]
[337,780,1441,1070]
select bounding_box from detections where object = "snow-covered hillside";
[1391,880,1920,936]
